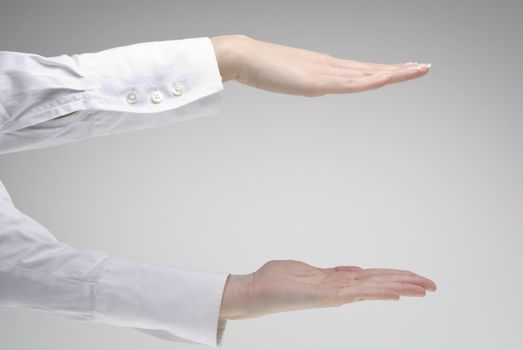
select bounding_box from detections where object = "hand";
[211,35,431,96]
[219,259,436,320]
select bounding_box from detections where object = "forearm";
[218,273,254,320]
[210,34,247,83]
[0,180,230,347]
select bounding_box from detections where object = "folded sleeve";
[0,37,224,154]
[0,180,230,347]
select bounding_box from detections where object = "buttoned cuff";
[74,37,224,115]
[93,257,230,347]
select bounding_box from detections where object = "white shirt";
[0,37,230,347]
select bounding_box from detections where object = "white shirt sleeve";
[0,36,224,154]
[0,37,231,346]
[0,179,230,347]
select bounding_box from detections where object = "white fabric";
[0,37,230,347]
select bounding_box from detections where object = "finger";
[324,62,412,78]
[381,63,431,84]
[337,286,400,303]
[328,57,417,71]
[359,268,419,277]
[321,66,367,78]
[361,281,427,296]
[361,65,406,76]
[373,62,416,70]
[369,61,424,71]
[327,57,376,70]
[318,73,392,94]
[363,274,437,291]
[349,74,394,92]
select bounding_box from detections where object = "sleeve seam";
[0,259,97,314]
[0,258,96,286]
[91,255,111,319]
[79,76,96,137]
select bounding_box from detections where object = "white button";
[171,83,184,96]
[126,90,139,104]
[150,90,164,104]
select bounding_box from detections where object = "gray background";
[1,0,522,349]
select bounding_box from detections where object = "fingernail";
[404,65,420,71]
[379,74,391,80]
[417,63,431,71]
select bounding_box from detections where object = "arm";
[211,34,430,94]
[0,35,430,155]
[0,37,232,346]
[0,175,436,347]
[0,179,229,347]
[219,261,436,322]
[0,37,224,154]
[0,35,435,345]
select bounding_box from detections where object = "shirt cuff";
[217,316,228,346]
[93,257,230,347]
[75,37,224,115]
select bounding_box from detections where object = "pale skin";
[208,34,436,321]
[55,34,437,320]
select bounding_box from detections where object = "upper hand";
[211,35,431,96]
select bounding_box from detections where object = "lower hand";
[211,34,431,96]
[219,259,436,320]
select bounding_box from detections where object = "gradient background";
[1,0,522,349]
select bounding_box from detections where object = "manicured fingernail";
[404,65,420,71]
[417,63,431,71]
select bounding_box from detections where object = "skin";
[210,34,431,94]
[219,261,436,320]
[56,34,436,321]
[209,34,436,321]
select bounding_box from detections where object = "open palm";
[223,259,436,320]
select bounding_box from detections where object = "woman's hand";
[211,34,431,96]
[219,259,436,320]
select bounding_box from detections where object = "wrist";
[210,34,247,82]
[218,273,253,320]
